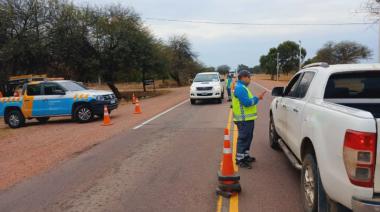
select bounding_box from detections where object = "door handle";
[293,108,299,113]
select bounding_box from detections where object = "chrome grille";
[196,87,213,91]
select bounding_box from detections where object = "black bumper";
[90,100,119,115]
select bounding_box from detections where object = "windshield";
[59,81,87,91]
[193,74,219,82]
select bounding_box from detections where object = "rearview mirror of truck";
[272,87,284,97]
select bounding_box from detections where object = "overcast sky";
[74,0,378,69]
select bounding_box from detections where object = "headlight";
[96,95,105,101]
[214,85,221,91]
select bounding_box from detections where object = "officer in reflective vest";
[232,70,266,169]
[226,74,233,101]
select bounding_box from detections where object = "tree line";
[0,0,205,87]
[258,40,372,79]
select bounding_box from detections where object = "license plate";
[110,100,116,104]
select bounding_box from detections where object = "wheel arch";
[4,106,23,122]
[72,101,92,114]
[300,137,315,161]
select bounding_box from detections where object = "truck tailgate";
[375,119,380,192]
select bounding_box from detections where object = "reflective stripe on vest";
[232,84,257,122]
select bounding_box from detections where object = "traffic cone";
[133,98,142,114]
[132,93,137,104]
[216,128,241,198]
[102,105,112,126]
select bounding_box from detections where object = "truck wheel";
[217,98,222,104]
[269,115,280,150]
[301,154,328,212]
[74,105,93,123]
[190,99,196,105]
[6,110,25,129]
[36,117,50,124]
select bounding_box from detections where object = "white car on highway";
[269,63,380,211]
[190,72,224,104]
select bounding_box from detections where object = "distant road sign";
[144,79,155,86]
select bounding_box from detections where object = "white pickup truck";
[269,63,380,212]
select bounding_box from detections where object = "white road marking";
[133,99,189,130]
[253,82,272,92]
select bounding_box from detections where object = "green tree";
[277,41,306,75]
[313,41,372,64]
[168,35,198,86]
[259,48,278,80]
[216,65,230,75]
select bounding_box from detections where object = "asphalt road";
[0,82,303,212]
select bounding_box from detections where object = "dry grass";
[253,74,294,82]
[86,80,179,92]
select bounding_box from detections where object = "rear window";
[324,71,380,99]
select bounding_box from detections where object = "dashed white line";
[253,82,272,92]
[133,99,189,130]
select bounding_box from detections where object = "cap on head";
[238,70,251,80]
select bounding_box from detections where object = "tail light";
[343,130,377,188]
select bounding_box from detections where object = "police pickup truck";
[0,80,118,128]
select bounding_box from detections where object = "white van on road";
[190,72,224,104]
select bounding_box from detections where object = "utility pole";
[276,52,280,81]
[299,40,302,70]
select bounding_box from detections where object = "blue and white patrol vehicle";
[0,80,118,128]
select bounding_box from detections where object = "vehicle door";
[275,73,303,138]
[23,83,44,117]
[282,71,316,154]
[42,82,70,116]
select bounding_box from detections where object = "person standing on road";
[226,74,233,101]
[232,70,266,169]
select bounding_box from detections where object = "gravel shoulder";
[0,87,188,190]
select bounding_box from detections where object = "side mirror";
[272,87,284,97]
[55,90,66,95]
[220,79,225,82]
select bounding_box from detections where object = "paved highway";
[0,82,303,212]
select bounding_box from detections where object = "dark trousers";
[235,120,255,162]
[227,88,231,97]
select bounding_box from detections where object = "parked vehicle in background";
[190,72,225,104]
[0,80,118,128]
[269,63,380,211]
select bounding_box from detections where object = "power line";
[144,17,376,26]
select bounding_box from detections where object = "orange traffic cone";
[216,128,241,198]
[132,93,137,104]
[133,98,142,114]
[102,105,112,126]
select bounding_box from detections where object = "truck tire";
[301,153,328,212]
[190,99,196,105]
[36,117,50,124]
[6,109,25,129]
[217,98,222,104]
[269,115,280,150]
[74,104,94,123]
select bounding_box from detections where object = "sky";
[74,0,379,69]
